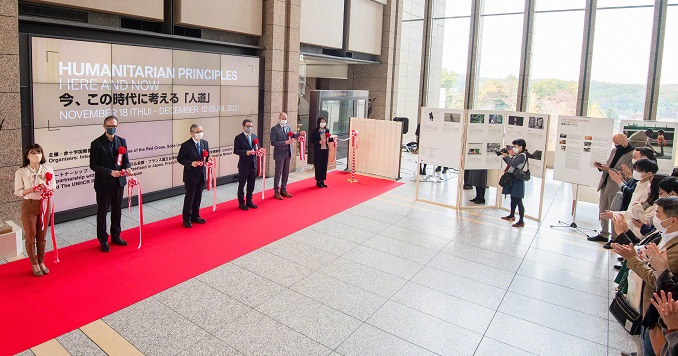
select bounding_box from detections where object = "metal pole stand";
[549,184,597,238]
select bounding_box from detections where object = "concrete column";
[348,0,402,121]
[643,0,668,121]
[575,0,597,117]
[516,0,535,112]
[464,0,483,110]
[259,0,301,174]
[0,0,21,224]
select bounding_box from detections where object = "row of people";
[13,113,334,275]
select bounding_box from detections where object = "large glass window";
[657,4,678,122]
[588,3,654,124]
[426,0,471,109]
[474,0,525,110]
[396,0,425,136]
[528,0,586,150]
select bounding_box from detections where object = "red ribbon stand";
[256,147,266,199]
[348,130,359,183]
[39,172,58,262]
[123,170,143,249]
[205,159,217,211]
[298,134,306,161]
[116,146,126,166]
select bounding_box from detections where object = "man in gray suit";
[270,112,305,200]
[588,133,634,244]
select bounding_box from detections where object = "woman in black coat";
[310,116,334,188]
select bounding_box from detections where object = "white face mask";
[28,153,42,163]
[512,147,520,154]
[280,120,287,126]
[320,122,326,128]
[633,171,644,181]
[654,216,672,234]
[193,132,203,140]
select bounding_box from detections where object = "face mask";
[106,127,116,136]
[244,127,252,134]
[632,159,638,165]
[280,120,287,126]
[28,154,42,163]
[512,147,520,154]
[615,144,625,150]
[320,122,326,128]
[633,171,644,181]
[193,132,203,140]
[654,216,672,234]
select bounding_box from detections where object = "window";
[426,0,471,110]
[474,0,525,110]
[528,0,586,150]
[588,4,654,124]
[657,4,678,122]
[396,0,425,136]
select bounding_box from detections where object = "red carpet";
[0,171,401,355]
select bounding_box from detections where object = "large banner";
[621,120,678,174]
[418,107,464,169]
[553,116,614,187]
[504,112,549,178]
[463,110,505,170]
[31,37,260,213]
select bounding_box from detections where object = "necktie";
[196,141,200,153]
[247,134,252,147]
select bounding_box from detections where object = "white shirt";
[14,165,56,200]
[658,230,678,250]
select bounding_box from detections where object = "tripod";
[550,184,597,238]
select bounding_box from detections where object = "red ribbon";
[288,131,294,139]
[116,146,126,166]
[256,148,267,199]
[38,187,58,263]
[205,160,217,211]
[298,134,306,161]
[125,175,143,249]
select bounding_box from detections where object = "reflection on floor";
[11,157,633,356]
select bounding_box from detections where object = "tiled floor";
[9,158,636,356]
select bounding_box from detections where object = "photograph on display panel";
[622,122,677,166]
[30,36,260,213]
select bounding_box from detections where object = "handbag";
[499,172,514,188]
[513,154,531,181]
[609,290,642,335]
[610,191,624,212]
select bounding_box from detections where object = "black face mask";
[615,144,625,150]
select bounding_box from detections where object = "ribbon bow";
[351,130,359,149]
[116,146,126,166]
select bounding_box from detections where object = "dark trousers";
[510,196,525,222]
[314,148,329,181]
[474,187,486,200]
[274,155,291,193]
[183,179,205,222]
[238,166,257,204]
[96,184,123,244]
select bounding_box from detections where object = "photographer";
[500,139,529,228]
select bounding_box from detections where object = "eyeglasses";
[104,125,118,128]
[245,125,254,128]
[193,130,204,134]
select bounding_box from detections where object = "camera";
[495,148,508,156]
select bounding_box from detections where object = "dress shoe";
[316,182,323,188]
[239,204,249,211]
[614,264,622,270]
[111,237,128,246]
[39,263,50,274]
[32,265,43,277]
[281,191,293,198]
[322,183,328,188]
[101,243,111,252]
[442,168,448,174]
[587,234,608,242]
[618,256,624,261]
[621,352,637,356]
[472,199,485,205]
[192,217,206,224]
[501,215,516,221]
[512,222,525,228]
[603,241,613,249]
[246,202,258,209]
[435,166,442,172]
[183,220,192,228]
[463,185,473,190]
[274,192,283,200]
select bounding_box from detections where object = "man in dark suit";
[234,119,259,211]
[89,115,132,252]
[270,112,305,200]
[177,124,211,228]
